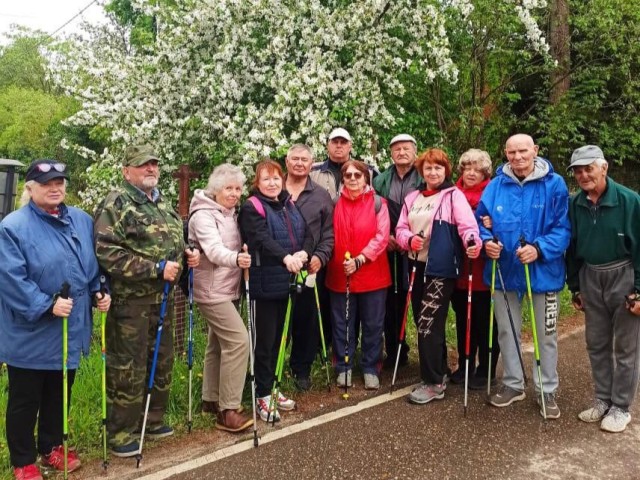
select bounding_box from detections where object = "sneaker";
[449,369,465,384]
[536,392,561,419]
[407,383,445,404]
[276,391,296,411]
[41,445,81,473]
[336,370,352,388]
[13,464,42,480]
[489,385,526,407]
[135,424,174,440]
[256,395,280,422]
[600,406,631,433]
[468,376,497,391]
[216,409,254,433]
[578,398,610,423]
[364,373,380,390]
[294,375,311,391]
[109,441,140,458]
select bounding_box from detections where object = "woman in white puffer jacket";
[188,164,253,433]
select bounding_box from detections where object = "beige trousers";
[198,301,249,410]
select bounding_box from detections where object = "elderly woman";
[188,164,253,433]
[325,160,390,390]
[396,148,479,405]
[449,149,500,390]
[0,160,110,480]
[239,160,313,422]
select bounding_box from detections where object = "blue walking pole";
[187,245,195,434]
[136,280,171,468]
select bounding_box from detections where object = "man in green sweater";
[566,145,640,434]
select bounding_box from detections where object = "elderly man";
[285,144,335,390]
[477,133,570,419]
[373,134,422,368]
[94,145,200,456]
[566,145,640,433]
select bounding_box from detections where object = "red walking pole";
[463,236,475,416]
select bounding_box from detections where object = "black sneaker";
[449,369,466,385]
[134,425,174,440]
[294,375,311,391]
[468,376,497,391]
[110,441,140,458]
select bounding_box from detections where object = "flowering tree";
[55,0,549,208]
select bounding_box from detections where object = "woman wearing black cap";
[0,160,111,480]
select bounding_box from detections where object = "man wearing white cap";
[373,134,422,368]
[566,145,640,433]
[310,128,354,200]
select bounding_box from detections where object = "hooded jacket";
[0,202,99,370]
[476,158,570,293]
[188,189,243,305]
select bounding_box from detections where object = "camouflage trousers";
[106,298,174,447]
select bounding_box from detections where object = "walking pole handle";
[60,282,71,300]
[519,235,526,248]
[99,275,107,296]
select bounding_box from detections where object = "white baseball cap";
[328,128,352,142]
[390,134,417,147]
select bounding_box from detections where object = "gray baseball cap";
[567,145,605,171]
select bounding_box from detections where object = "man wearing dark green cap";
[94,145,200,456]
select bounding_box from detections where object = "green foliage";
[0,29,51,92]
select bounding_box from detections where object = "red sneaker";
[13,464,43,480]
[41,445,81,473]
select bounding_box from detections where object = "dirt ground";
[76,313,586,480]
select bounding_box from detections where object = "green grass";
[0,287,574,479]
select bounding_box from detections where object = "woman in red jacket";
[450,149,499,389]
[326,160,391,390]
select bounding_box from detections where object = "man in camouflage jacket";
[94,144,200,456]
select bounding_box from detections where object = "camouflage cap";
[123,144,160,167]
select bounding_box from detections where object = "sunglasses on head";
[34,163,66,173]
[343,171,363,180]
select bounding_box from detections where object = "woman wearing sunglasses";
[0,160,111,480]
[396,148,479,405]
[325,160,391,390]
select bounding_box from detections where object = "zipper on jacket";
[282,205,299,252]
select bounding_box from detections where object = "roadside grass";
[0,287,573,480]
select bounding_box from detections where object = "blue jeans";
[330,289,386,375]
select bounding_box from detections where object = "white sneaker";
[578,398,610,423]
[600,406,631,433]
[276,391,296,411]
[336,370,352,387]
[256,395,280,423]
[364,373,380,390]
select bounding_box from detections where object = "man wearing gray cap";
[94,145,200,455]
[310,128,354,200]
[373,134,422,368]
[566,145,640,433]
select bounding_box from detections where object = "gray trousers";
[580,261,640,410]
[494,291,559,393]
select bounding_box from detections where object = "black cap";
[25,160,69,184]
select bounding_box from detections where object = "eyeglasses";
[34,163,66,173]
[343,171,363,180]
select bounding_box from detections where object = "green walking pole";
[486,259,497,397]
[520,236,546,420]
[59,282,71,480]
[99,276,108,471]
[314,282,332,391]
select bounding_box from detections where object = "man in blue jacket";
[477,134,570,419]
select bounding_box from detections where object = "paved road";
[170,330,640,480]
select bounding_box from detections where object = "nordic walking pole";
[268,275,297,425]
[137,280,171,468]
[99,275,109,471]
[391,232,422,393]
[186,243,195,434]
[520,236,546,420]
[59,282,70,480]
[314,282,332,391]
[242,245,259,447]
[463,235,475,417]
[343,252,351,400]
[486,258,497,397]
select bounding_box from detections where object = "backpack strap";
[374,194,382,214]
[248,196,266,218]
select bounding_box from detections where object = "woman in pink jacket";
[396,148,480,405]
[188,164,253,433]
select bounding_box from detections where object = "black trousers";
[384,251,410,360]
[451,289,500,378]
[6,365,76,468]
[254,298,288,397]
[410,262,455,385]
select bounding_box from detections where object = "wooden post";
[172,164,200,352]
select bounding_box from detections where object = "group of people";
[1,130,639,480]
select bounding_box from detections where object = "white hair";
[204,164,246,196]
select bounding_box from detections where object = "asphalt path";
[165,329,640,480]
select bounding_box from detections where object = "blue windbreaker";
[0,201,100,369]
[476,158,570,294]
